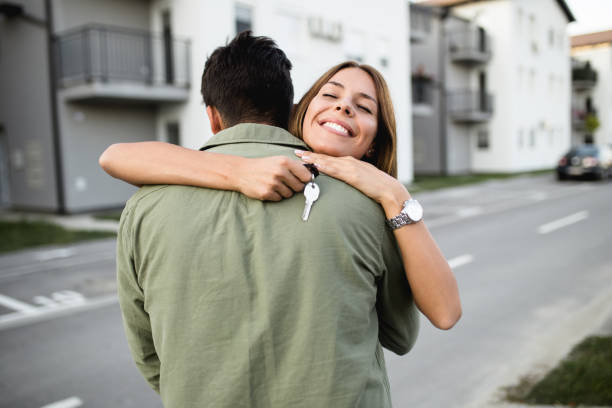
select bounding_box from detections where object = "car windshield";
[568,146,599,157]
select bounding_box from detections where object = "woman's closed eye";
[322,93,337,99]
[358,105,373,114]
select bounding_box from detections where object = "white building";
[571,30,612,146]
[0,0,412,213]
[416,0,574,173]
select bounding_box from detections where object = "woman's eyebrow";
[327,81,377,103]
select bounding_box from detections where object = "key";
[302,181,320,221]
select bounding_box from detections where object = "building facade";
[411,0,574,174]
[0,0,412,213]
[571,30,612,147]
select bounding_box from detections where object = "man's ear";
[206,106,225,134]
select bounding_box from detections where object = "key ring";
[303,163,319,178]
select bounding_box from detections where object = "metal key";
[302,181,320,221]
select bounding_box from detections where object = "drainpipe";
[44,0,66,213]
[438,7,449,176]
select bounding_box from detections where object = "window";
[166,122,180,145]
[548,28,554,48]
[235,4,253,34]
[477,130,489,149]
[529,129,536,148]
[518,129,524,149]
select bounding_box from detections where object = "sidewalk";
[0,210,119,232]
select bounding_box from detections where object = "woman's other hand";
[238,156,313,201]
[295,150,410,217]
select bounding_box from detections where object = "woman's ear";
[206,106,225,134]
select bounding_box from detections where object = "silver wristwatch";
[386,199,423,229]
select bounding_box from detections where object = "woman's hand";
[237,156,313,201]
[295,150,411,217]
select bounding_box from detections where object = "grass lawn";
[0,220,116,254]
[408,169,554,193]
[92,210,123,222]
[505,335,612,406]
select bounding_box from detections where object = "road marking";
[0,294,40,314]
[456,207,483,218]
[0,252,115,283]
[538,211,589,235]
[34,248,76,262]
[40,397,83,408]
[0,294,118,332]
[448,254,473,269]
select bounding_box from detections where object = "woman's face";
[302,68,378,159]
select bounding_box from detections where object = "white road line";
[34,248,76,262]
[0,294,40,314]
[448,254,473,269]
[0,252,115,283]
[538,211,589,235]
[40,397,83,408]
[0,294,118,332]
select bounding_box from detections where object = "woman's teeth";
[323,122,349,135]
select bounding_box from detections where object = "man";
[117,31,418,408]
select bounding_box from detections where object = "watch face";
[405,200,423,221]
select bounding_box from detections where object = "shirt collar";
[200,123,309,151]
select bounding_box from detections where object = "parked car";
[556,144,612,180]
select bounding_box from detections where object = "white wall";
[151,0,413,181]
[451,0,571,172]
[572,45,612,146]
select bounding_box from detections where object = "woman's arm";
[99,142,312,201]
[296,150,462,330]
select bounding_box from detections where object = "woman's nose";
[335,102,353,116]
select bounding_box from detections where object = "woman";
[100,61,462,330]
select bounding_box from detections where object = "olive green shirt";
[117,123,419,408]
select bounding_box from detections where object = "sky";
[565,0,612,35]
[410,0,612,36]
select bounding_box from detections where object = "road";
[0,174,611,408]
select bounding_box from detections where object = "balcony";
[410,5,432,44]
[448,90,494,124]
[448,26,492,66]
[55,24,191,104]
[572,62,598,91]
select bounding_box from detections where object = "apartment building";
[0,0,411,213]
[571,30,612,147]
[411,0,574,174]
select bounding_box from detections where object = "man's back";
[117,125,418,408]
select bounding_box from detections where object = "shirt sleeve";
[376,225,420,355]
[116,205,161,393]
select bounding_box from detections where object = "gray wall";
[410,9,480,175]
[411,7,443,174]
[0,0,60,211]
[54,0,151,32]
[57,101,155,212]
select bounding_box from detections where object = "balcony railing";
[55,24,191,103]
[448,90,494,123]
[448,26,492,65]
[572,63,598,91]
[410,5,432,43]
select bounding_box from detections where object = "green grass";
[408,169,554,193]
[505,336,612,406]
[92,210,123,222]
[0,220,116,253]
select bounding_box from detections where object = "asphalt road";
[0,174,611,408]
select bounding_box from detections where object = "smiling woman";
[290,61,398,177]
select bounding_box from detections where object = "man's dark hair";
[201,31,294,129]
